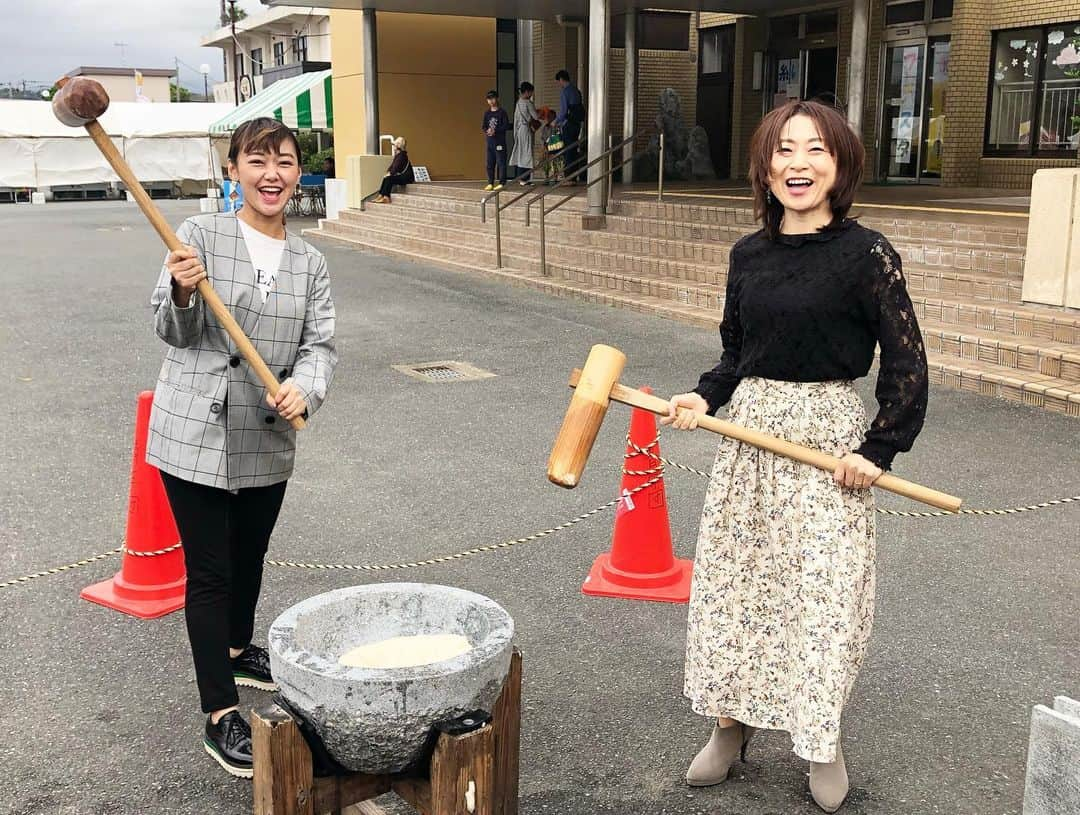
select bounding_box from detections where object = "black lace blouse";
[693,219,928,471]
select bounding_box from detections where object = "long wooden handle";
[85,120,305,431]
[569,370,962,512]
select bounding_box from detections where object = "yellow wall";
[330,10,368,170]
[330,11,496,180]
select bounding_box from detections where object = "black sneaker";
[232,644,277,691]
[204,711,253,778]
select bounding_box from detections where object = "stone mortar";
[268,582,514,774]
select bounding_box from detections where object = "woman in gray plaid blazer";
[147,119,336,778]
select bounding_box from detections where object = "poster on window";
[777,58,801,97]
[894,137,911,164]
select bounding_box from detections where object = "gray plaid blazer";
[146,213,337,491]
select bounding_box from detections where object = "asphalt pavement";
[0,200,1076,815]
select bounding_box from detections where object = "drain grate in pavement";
[392,361,497,383]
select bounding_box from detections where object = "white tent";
[0,100,235,190]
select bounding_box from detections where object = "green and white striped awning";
[210,69,333,133]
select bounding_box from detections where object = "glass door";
[880,41,925,180]
[920,36,950,178]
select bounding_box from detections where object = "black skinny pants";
[486,141,507,184]
[161,472,287,713]
[379,172,411,197]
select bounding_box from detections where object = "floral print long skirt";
[683,377,875,763]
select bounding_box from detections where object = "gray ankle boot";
[809,742,849,812]
[685,721,756,787]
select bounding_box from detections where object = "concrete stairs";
[306,184,1080,417]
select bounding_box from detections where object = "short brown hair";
[227,117,302,165]
[747,100,863,240]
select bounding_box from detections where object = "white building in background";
[201,6,331,105]
[65,67,176,103]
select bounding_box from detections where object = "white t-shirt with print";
[237,218,285,303]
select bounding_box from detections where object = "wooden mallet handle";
[53,77,304,430]
[569,370,962,512]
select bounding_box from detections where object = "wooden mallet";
[50,76,305,431]
[548,344,962,511]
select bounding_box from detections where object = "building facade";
[202,5,332,104]
[272,0,1080,189]
[64,67,175,104]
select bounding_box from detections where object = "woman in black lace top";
[663,100,927,812]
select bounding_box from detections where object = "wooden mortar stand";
[252,649,522,815]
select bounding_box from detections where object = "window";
[771,15,800,40]
[612,11,690,51]
[931,0,953,19]
[250,48,263,76]
[885,1,925,26]
[273,41,285,67]
[292,35,308,63]
[885,0,953,26]
[805,11,838,37]
[1039,26,1080,150]
[700,27,729,74]
[985,23,1080,156]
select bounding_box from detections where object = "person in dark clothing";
[482,90,510,191]
[555,70,585,181]
[663,100,927,813]
[375,136,414,203]
[321,156,335,178]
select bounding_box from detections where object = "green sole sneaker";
[203,738,253,779]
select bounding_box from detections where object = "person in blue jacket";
[555,70,585,181]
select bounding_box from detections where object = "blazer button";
[210,402,222,414]
[265,416,275,425]
[229,355,240,367]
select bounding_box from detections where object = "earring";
[766,188,774,205]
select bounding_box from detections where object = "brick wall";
[979,157,1078,187]
[536,14,703,161]
[532,21,575,112]
[944,0,1080,187]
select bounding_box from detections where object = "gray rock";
[639,88,715,182]
[1023,697,1080,815]
[269,583,514,774]
[685,126,716,180]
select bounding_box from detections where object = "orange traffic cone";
[582,387,693,603]
[81,391,186,619]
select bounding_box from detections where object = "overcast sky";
[0,0,269,91]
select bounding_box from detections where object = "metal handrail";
[483,130,648,273]
[480,136,585,225]
[536,136,642,277]
[525,132,636,223]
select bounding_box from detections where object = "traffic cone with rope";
[81,391,186,618]
[582,386,693,603]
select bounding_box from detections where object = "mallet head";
[51,77,110,128]
[547,344,626,489]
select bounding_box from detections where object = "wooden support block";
[256,651,522,815]
[430,725,495,815]
[313,773,392,814]
[252,704,316,815]
[393,778,433,813]
[491,649,522,815]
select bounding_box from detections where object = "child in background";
[482,90,510,191]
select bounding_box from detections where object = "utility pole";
[229,0,239,105]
